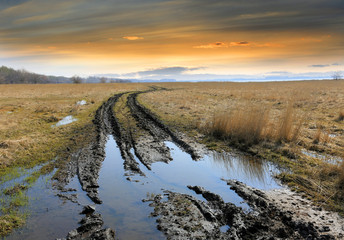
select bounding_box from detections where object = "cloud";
[126,66,203,77]
[194,41,281,49]
[266,71,291,74]
[309,64,330,68]
[122,36,144,40]
[229,41,250,47]
[193,42,228,49]
[332,63,341,66]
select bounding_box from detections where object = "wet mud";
[20,88,343,239]
[148,180,343,239]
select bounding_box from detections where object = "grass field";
[0,80,344,236]
[139,80,344,213]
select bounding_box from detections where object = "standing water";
[7,135,280,239]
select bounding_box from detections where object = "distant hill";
[0,66,70,84]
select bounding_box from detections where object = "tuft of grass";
[202,105,270,145]
[336,111,344,122]
[201,102,302,146]
[313,127,322,144]
[338,162,344,189]
[276,102,303,143]
[0,215,25,237]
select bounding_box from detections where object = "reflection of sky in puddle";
[96,138,280,239]
[52,115,77,127]
[220,225,230,233]
[7,136,281,240]
[302,149,343,164]
[6,170,87,240]
[76,100,86,105]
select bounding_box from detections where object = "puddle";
[7,136,281,239]
[76,100,86,105]
[6,173,89,240]
[52,115,77,127]
[220,225,230,233]
[302,149,343,164]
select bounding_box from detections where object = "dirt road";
[59,89,344,240]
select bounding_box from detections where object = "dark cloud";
[266,71,291,74]
[130,66,203,77]
[309,64,330,68]
[1,0,343,47]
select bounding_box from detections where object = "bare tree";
[100,77,107,83]
[71,75,82,84]
[332,71,343,80]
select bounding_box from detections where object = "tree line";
[0,66,70,84]
[0,66,132,84]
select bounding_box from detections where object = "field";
[140,80,344,212]
[1,80,344,237]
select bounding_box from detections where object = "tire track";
[127,89,200,160]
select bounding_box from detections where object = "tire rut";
[127,89,200,160]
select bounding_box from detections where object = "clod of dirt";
[81,205,96,214]
[58,212,115,240]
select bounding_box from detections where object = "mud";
[55,93,127,239]
[127,90,204,160]
[58,208,115,240]
[48,88,343,239]
[149,181,342,239]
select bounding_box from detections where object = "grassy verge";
[0,83,147,237]
[139,80,344,215]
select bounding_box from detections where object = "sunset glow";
[0,0,343,80]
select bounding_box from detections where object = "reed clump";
[336,111,344,122]
[201,102,302,146]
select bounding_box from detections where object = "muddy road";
[7,88,344,240]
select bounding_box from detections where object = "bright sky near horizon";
[0,0,343,80]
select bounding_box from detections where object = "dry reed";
[202,102,302,146]
[337,111,344,122]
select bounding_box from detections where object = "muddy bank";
[148,180,343,239]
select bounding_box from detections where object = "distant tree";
[332,71,343,80]
[100,77,107,83]
[71,75,82,84]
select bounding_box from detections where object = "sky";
[0,0,343,81]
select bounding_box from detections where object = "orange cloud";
[229,41,250,47]
[122,36,144,40]
[193,42,228,49]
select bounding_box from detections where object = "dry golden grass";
[201,105,270,145]
[0,83,147,169]
[337,111,344,122]
[141,80,344,156]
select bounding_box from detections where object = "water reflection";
[6,137,281,240]
[302,149,343,164]
[53,115,77,127]
[211,151,273,186]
